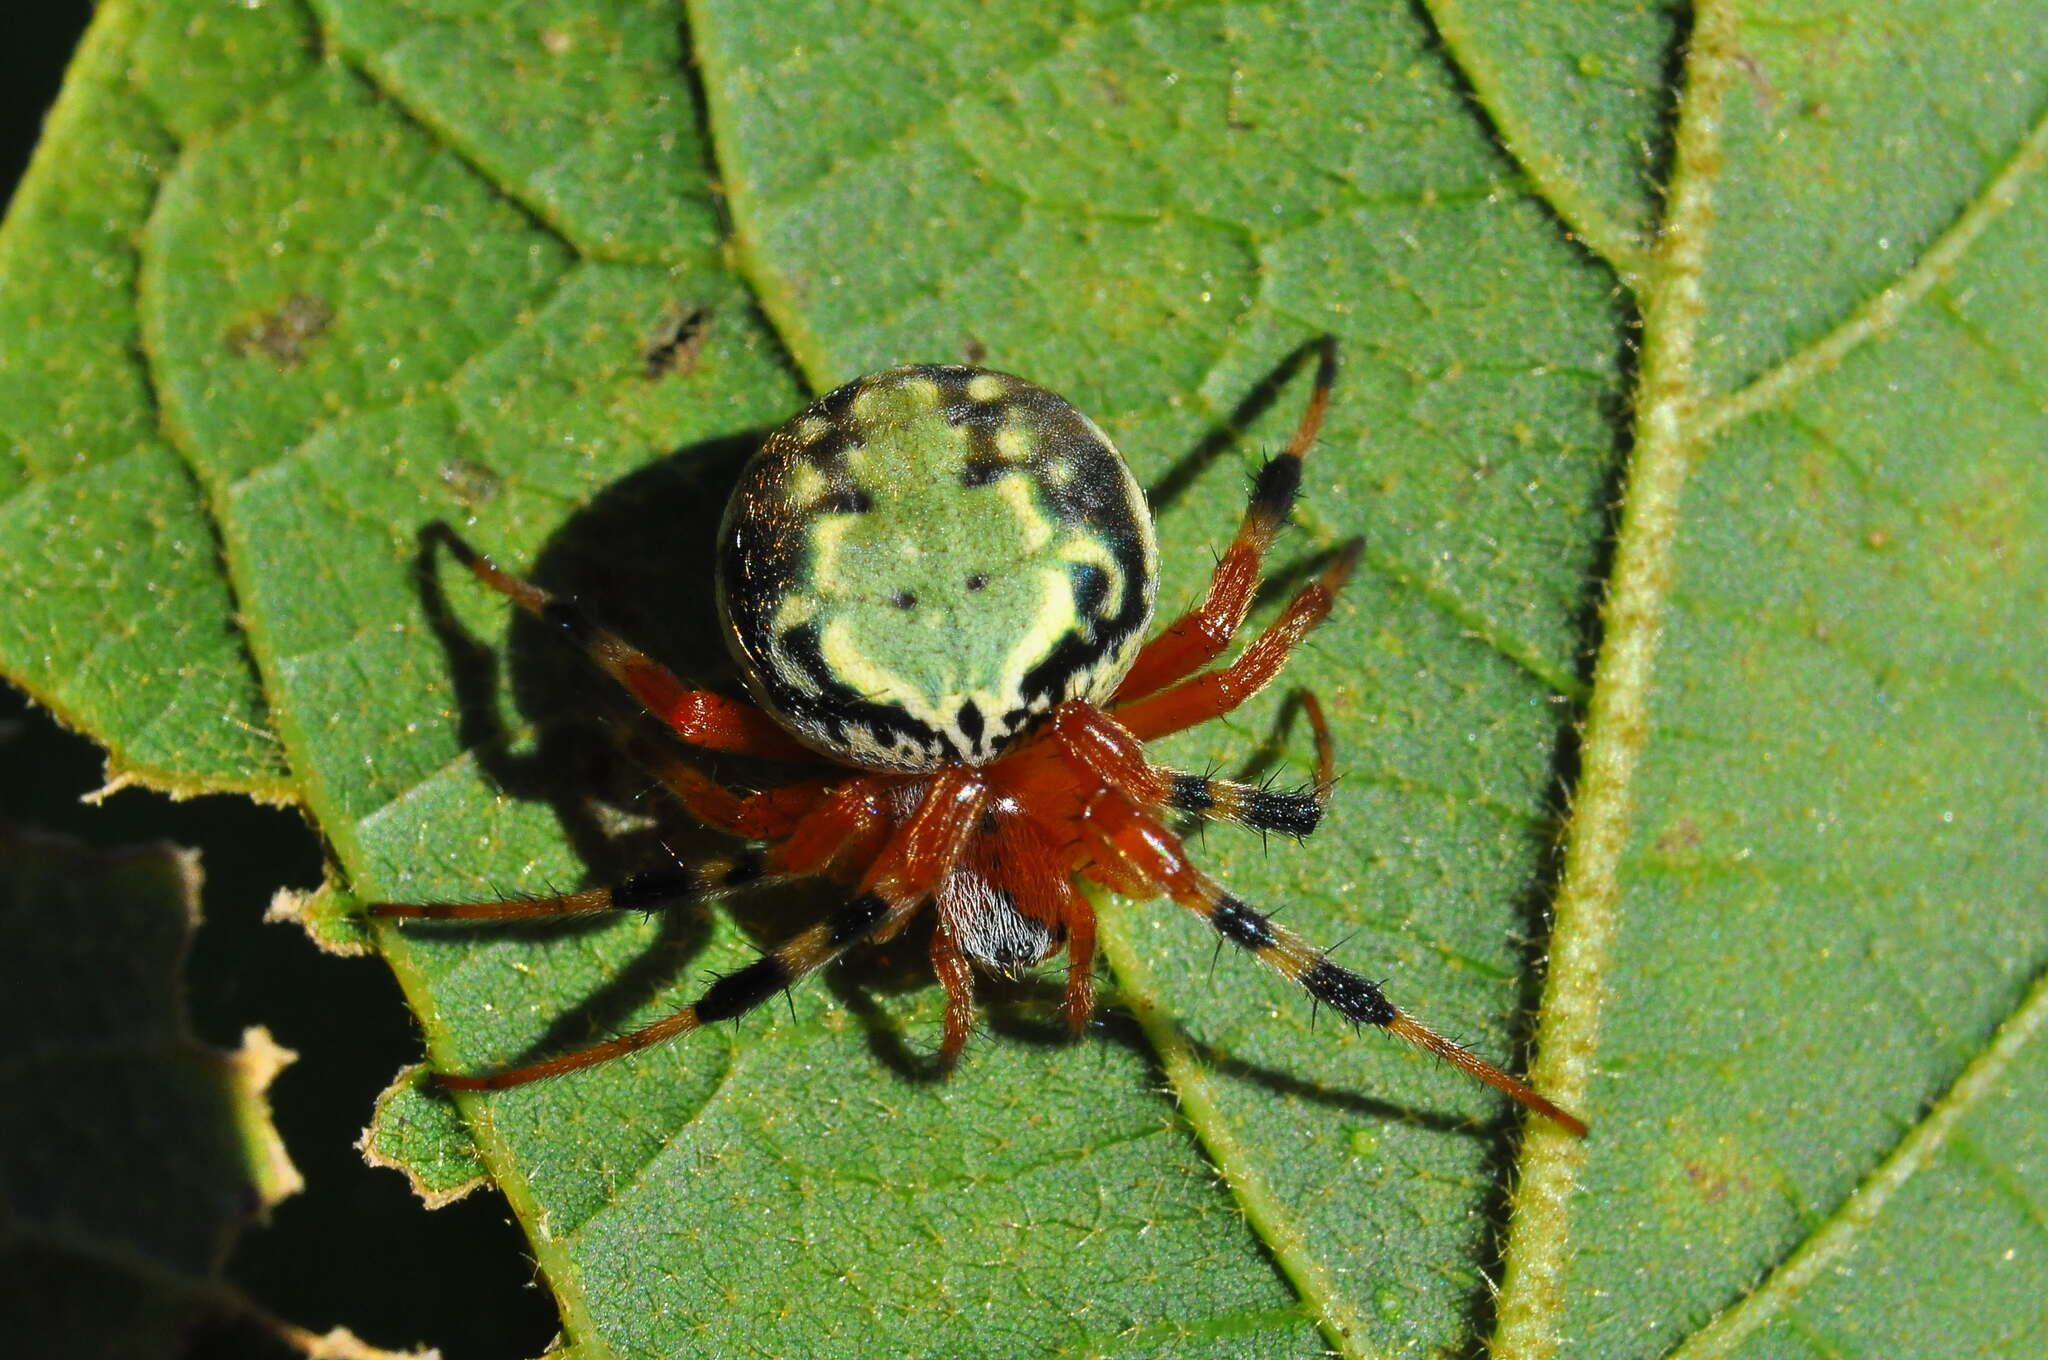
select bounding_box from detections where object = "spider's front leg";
[1113,539,1358,744]
[1113,334,1338,703]
[424,522,813,762]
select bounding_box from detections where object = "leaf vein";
[1419,0,1655,287]
[1663,964,2048,1360]
[1490,6,1740,1356]
[1697,96,2048,441]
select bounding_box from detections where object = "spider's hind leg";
[365,852,766,920]
[1184,877,1587,1136]
[1082,796,1588,1136]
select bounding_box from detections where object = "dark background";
[4,7,557,1355]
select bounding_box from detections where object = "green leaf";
[0,824,301,1352]
[0,0,309,797]
[359,1064,489,1209]
[2,2,2042,1358]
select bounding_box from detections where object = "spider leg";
[1159,774,1321,837]
[368,777,887,924]
[1058,885,1098,1036]
[927,922,977,1069]
[1037,696,1335,839]
[365,852,767,920]
[1112,541,1358,743]
[1086,799,1586,1136]
[1113,335,1338,703]
[426,522,813,761]
[626,732,842,839]
[431,769,988,1090]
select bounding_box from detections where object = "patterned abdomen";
[718,366,1158,770]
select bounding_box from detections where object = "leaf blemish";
[225,292,335,369]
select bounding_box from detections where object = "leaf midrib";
[1452,5,2048,1358]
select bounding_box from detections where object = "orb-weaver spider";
[371,337,1586,1136]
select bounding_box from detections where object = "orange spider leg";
[427,522,813,761]
[432,770,985,1091]
[628,735,843,840]
[1078,794,1585,1136]
[364,853,769,921]
[758,778,893,882]
[1043,699,1331,838]
[1113,335,1338,703]
[1113,541,1358,744]
[926,923,978,1069]
[1055,881,1097,1035]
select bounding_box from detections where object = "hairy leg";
[627,732,842,840]
[1077,795,1586,1136]
[1112,543,1357,743]
[431,770,988,1090]
[927,921,977,1069]
[1040,696,1335,838]
[427,522,812,761]
[1057,885,1098,1036]
[1113,335,1338,703]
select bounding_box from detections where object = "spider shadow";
[1144,332,1330,520]
[410,429,819,1064]
[825,940,1481,1137]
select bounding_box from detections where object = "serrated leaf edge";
[357,1062,490,1211]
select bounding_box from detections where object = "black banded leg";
[1190,884,1588,1137]
[366,852,767,920]
[1159,689,1338,838]
[1203,891,1396,1024]
[431,888,915,1090]
[1162,773,1325,838]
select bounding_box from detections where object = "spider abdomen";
[718,366,1158,770]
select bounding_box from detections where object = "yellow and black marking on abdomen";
[719,366,1158,770]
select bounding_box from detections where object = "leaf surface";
[1,2,2042,1357]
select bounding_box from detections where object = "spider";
[370,338,1586,1137]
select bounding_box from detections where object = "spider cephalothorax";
[371,339,1586,1137]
